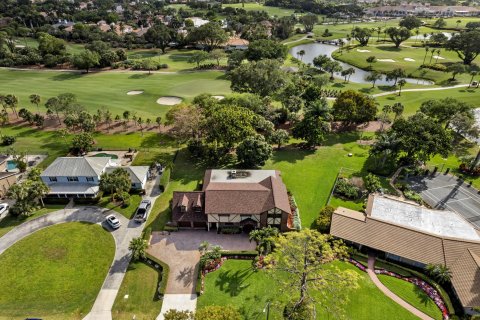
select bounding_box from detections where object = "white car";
[106,214,121,229]
[0,203,9,216]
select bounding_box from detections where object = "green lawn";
[378,275,443,320]
[198,259,419,320]
[222,3,298,17]
[332,44,473,84]
[0,69,230,118]
[0,222,115,320]
[112,261,162,320]
[0,204,66,238]
[98,194,142,219]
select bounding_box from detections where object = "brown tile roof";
[172,191,207,223]
[202,170,291,215]
[331,197,480,308]
[226,37,249,46]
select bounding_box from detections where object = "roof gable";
[41,157,110,177]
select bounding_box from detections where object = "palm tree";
[428,48,435,64]
[249,227,279,255]
[4,94,18,117]
[414,28,420,45]
[468,70,478,88]
[198,241,210,255]
[155,116,162,131]
[397,79,407,96]
[365,71,382,88]
[29,94,41,112]
[376,26,382,41]
[425,263,452,284]
[129,237,148,261]
[104,110,112,132]
[422,46,429,65]
[297,49,306,62]
[434,49,441,64]
[392,102,404,121]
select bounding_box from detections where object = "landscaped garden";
[0,222,115,320]
[98,194,142,219]
[197,259,420,320]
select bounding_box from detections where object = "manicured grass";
[98,194,142,219]
[198,259,419,320]
[0,222,115,319]
[0,69,230,118]
[332,44,472,84]
[378,275,443,320]
[423,17,480,30]
[375,87,480,116]
[112,261,163,320]
[263,134,373,227]
[0,204,66,238]
[222,3,298,17]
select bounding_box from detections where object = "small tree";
[269,129,289,149]
[446,63,466,80]
[425,263,452,284]
[209,49,226,66]
[314,206,335,233]
[365,71,382,88]
[164,309,193,320]
[72,49,100,73]
[364,173,382,193]
[249,226,279,255]
[397,79,407,96]
[29,94,41,112]
[386,27,411,48]
[366,56,376,69]
[155,116,162,131]
[100,168,131,200]
[71,132,94,154]
[236,134,273,168]
[299,14,318,33]
[195,306,241,320]
[188,51,210,68]
[129,237,148,261]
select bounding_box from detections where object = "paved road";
[367,253,434,320]
[408,173,480,229]
[148,230,255,319]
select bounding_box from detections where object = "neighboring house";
[0,156,17,199]
[105,166,150,191]
[172,169,295,232]
[225,37,249,51]
[185,17,209,28]
[41,157,150,198]
[330,194,480,311]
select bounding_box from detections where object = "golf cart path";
[0,207,142,320]
[367,253,434,320]
[371,84,470,97]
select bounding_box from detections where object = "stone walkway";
[367,253,434,320]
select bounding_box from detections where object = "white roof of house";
[105,166,149,184]
[41,157,110,177]
[208,169,277,184]
[370,196,480,241]
[48,183,99,194]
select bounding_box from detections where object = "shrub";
[314,205,335,233]
[334,178,361,200]
[2,135,15,146]
[159,168,171,192]
[220,226,240,234]
[421,63,446,72]
[143,227,152,241]
[404,190,423,204]
[364,173,382,193]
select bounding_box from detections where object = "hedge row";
[159,168,171,192]
[145,253,170,297]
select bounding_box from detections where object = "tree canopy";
[446,31,480,65]
[332,90,378,125]
[385,27,411,48]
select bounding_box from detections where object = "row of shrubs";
[145,253,170,298]
[421,63,447,72]
[334,178,361,200]
[113,60,169,70]
[159,168,171,192]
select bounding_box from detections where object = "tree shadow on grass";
[51,72,83,81]
[129,73,150,79]
[376,46,402,52]
[214,267,253,297]
[413,285,435,308]
[270,145,313,164]
[139,133,180,149]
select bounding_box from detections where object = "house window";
[86,177,94,182]
[67,177,79,182]
[267,209,282,226]
[49,177,57,182]
[218,214,230,222]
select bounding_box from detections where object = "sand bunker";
[212,95,225,100]
[377,59,396,62]
[156,96,183,105]
[127,90,144,95]
[433,56,445,60]
[404,58,415,62]
[356,49,371,53]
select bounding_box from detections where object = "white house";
[41,157,150,198]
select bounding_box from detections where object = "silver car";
[106,214,121,229]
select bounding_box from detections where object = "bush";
[159,168,171,192]
[145,253,169,297]
[220,226,241,234]
[334,178,361,200]
[421,63,447,72]
[143,227,152,241]
[164,225,179,232]
[404,190,423,204]
[315,205,335,233]
[73,193,102,205]
[2,135,16,146]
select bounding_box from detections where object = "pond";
[290,42,434,86]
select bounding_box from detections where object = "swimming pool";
[6,160,17,171]
[91,153,119,159]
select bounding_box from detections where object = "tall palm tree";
[29,94,41,112]
[422,47,429,65]
[129,237,148,261]
[425,263,452,284]
[434,49,441,64]
[428,48,435,64]
[468,69,478,87]
[414,28,420,45]
[397,79,407,96]
[297,49,306,62]
[392,102,404,121]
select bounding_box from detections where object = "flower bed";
[349,258,449,320]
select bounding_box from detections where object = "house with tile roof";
[41,157,150,198]
[330,194,480,310]
[172,169,294,232]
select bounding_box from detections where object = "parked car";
[0,203,9,215]
[134,199,152,223]
[106,214,121,229]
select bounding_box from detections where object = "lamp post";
[263,301,271,320]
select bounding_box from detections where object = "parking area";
[408,173,480,229]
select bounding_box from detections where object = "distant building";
[366,4,480,17]
[225,37,249,50]
[172,169,296,232]
[330,194,480,310]
[185,17,210,28]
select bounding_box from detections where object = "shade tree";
[385,27,411,48]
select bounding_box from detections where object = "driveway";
[148,230,256,319]
[407,173,480,229]
[0,206,143,320]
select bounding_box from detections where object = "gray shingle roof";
[41,157,110,177]
[105,166,149,184]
